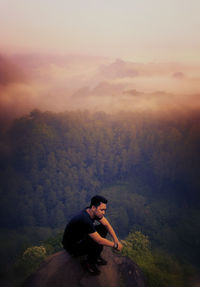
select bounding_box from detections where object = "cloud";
[0,52,200,130]
[123,89,143,97]
[0,54,26,85]
[98,58,139,79]
[172,72,185,79]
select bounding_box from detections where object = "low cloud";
[0,52,200,130]
[0,54,26,85]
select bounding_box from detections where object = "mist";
[1,52,200,130]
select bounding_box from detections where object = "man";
[62,195,123,275]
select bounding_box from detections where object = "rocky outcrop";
[22,248,148,287]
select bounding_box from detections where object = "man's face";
[94,202,107,219]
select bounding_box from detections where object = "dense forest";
[0,109,200,284]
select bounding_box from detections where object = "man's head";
[89,195,107,219]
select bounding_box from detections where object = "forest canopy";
[0,109,200,267]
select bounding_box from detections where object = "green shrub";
[14,245,46,278]
[122,231,185,287]
[42,231,63,255]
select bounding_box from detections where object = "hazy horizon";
[0,52,200,129]
[0,1,200,126]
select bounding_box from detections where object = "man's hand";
[113,241,123,251]
[117,241,123,251]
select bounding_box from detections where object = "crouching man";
[62,195,123,275]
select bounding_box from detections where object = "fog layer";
[1,52,200,128]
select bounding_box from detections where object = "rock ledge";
[22,248,148,287]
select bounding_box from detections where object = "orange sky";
[0,1,200,126]
[1,0,200,63]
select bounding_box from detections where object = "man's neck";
[86,208,95,219]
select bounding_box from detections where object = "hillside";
[0,109,200,286]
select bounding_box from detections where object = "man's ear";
[91,205,96,211]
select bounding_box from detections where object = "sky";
[0,0,200,128]
[1,0,200,62]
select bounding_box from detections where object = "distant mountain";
[98,58,139,79]
[0,52,200,125]
[96,58,191,80]
[72,82,126,99]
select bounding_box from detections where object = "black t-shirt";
[62,208,98,249]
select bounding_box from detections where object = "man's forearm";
[96,236,115,247]
[99,217,119,243]
[89,231,115,247]
[101,219,119,242]
[106,224,119,243]
[96,232,123,251]
[89,229,123,251]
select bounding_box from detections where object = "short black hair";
[90,195,108,208]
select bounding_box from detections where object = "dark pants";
[65,224,108,264]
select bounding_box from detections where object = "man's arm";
[89,231,115,247]
[89,231,123,251]
[99,216,119,243]
[90,216,123,251]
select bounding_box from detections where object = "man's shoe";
[81,260,101,276]
[96,256,107,266]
